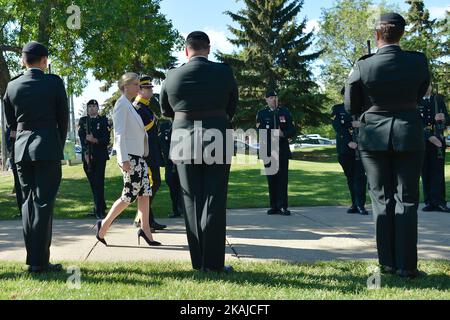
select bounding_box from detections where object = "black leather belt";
[17,121,56,130]
[174,110,227,121]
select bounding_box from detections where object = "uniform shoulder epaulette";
[357,53,375,62]
[404,50,426,56]
[10,73,23,81]
[46,73,64,82]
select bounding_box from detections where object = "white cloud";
[429,6,449,19]
[204,27,234,54]
[171,28,234,66]
[303,19,320,34]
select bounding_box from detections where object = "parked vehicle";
[289,135,335,151]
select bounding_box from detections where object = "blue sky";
[74,0,449,114]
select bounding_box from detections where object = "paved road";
[1,206,449,264]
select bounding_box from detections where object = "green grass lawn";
[1,260,449,300]
[1,147,450,220]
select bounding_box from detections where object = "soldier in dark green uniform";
[160,31,238,272]
[331,88,368,215]
[131,76,167,231]
[159,120,184,218]
[78,99,110,219]
[3,41,69,273]
[419,85,450,212]
[6,126,22,217]
[345,13,430,278]
[257,91,297,216]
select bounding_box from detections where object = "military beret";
[376,12,406,28]
[139,75,154,88]
[265,90,278,98]
[87,99,99,107]
[22,41,49,57]
[186,31,210,45]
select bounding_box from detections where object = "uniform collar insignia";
[135,96,150,106]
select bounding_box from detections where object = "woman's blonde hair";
[118,72,139,92]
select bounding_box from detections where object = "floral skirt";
[120,155,152,204]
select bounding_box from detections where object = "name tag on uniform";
[97,123,100,130]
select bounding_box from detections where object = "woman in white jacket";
[95,72,160,247]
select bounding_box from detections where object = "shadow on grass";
[1,262,449,295]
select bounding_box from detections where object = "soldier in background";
[159,119,184,218]
[6,126,22,217]
[331,88,368,215]
[419,85,450,212]
[257,91,297,216]
[132,76,167,231]
[78,99,110,219]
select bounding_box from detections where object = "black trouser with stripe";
[177,163,231,270]
[16,160,62,266]
[361,150,423,271]
[338,153,367,208]
[83,158,107,218]
[421,141,446,207]
[265,155,289,210]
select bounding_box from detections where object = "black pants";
[148,162,161,223]
[165,163,183,216]
[360,150,423,271]
[16,160,62,266]
[83,159,107,218]
[11,162,22,215]
[422,141,446,207]
[338,153,367,208]
[177,163,231,270]
[265,155,289,210]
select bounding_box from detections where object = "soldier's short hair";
[186,31,210,51]
[376,23,404,43]
[22,52,43,65]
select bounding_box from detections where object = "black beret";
[87,99,99,107]
[186,31,210,44]
[377,12,406,28]
[265,90,277,98]
[22,41,49,57]
[139,75,154,87]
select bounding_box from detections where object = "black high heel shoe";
[95,220,107,246]
[137,229,161,246]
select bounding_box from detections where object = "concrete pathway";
[0,206,449,264]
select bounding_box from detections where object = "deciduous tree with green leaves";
[317,0,397,104]
[217,0,326,129]
[0,0,182,97]
[401,0,449,98]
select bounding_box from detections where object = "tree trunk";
[0,51,11,97]
[37,1,55,46]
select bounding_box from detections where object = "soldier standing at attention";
[257,91,297,216]
[419,85,450,213]
[131,76,167,232]
[3,41,69,273]
[159,119,184,218]
[345,13,430,278]
[331,88,368,215]
[160,31,238,272]
[78,99,110,219]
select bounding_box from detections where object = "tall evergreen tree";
[402,0,449,97]
[217,0,326,129]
